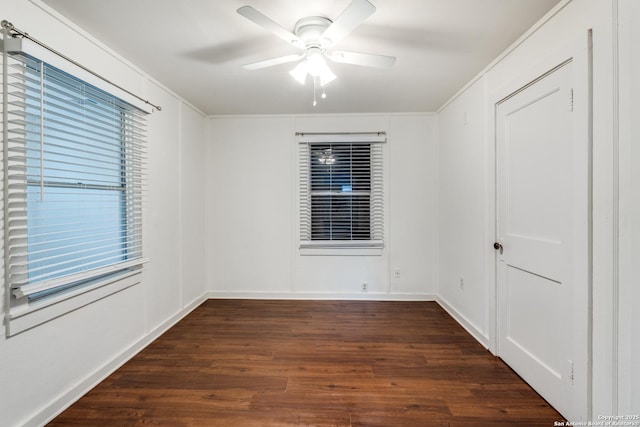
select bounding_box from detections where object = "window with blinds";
[299,133,384,249]
[4,44,146,309]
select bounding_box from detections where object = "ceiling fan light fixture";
[319,67,337,87]
[289,53,336,88]
[307,51,326,72]
[307,51,337,87]
[289,61,309,84]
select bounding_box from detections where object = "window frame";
[3,37,148,336]
[298,133,385,256]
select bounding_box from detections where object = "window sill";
[299,242,384,256]
[6,268,143,337]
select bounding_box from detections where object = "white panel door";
[496,60,585,418]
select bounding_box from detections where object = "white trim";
[616,0,637,415]
[385,114,393,294]
[210,112,437,120]
[299,247,383,256]
[208,291,436,301]
[289,117,297,294]
[611,0,621,414]
[300,240,384,248]
[611,0,620,413]
[436,295,490,349]
[177,102,184,308]
[13,259,149,298]
[7,270,142,336]
[298,134,387,143]
[482,74,497,356]
[29,293,208,427]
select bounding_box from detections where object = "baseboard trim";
[30,294,208,427]
[436,296,490,349]
[207,291,437,301]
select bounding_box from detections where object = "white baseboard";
[30,294,208,427]
[436,296,490,349]
[208,291,437,301]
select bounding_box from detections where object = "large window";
[299,133,384,250]
[4,39,147,334]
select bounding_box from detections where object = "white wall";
[437,0,639,418]
[617,0,640,415]
[206,114,436,299]
[206,116,294,294]
[180,104,208,305]
[0,1,208,426]
[436,77,489,345]
[387,116,437,294]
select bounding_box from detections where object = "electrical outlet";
[361,282,368,292]
[459,277,464,290]
[394,268,401,279]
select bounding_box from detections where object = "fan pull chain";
[311,76,328,106]
[313,76,318,106]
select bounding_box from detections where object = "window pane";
[23,63,129,286]
[309,141,372,241]
[26,186,126,283]
[310,143,371,193]
[40,66,124,187]
[310,194,371,241]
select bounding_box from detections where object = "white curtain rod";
[1,19,162,112]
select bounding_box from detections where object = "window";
[4,38,148,335]
[299,133,384,251]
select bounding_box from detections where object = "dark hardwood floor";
[49,300,563,426]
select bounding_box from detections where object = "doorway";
[494,45,590,420]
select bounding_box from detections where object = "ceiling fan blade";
[320,0,376,47]
[243,54,304,70]
[329,51,396,69]
[237,6,304,48]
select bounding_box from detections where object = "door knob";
[493,242,503,254]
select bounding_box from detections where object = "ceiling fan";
[237,0,396,99]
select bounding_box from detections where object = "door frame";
[485,32,592,420]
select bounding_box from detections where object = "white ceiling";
[41,0,561,115]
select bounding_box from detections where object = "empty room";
[1,0,638,425]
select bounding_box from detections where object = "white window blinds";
[299,133,384,249]
[4,44,146,301]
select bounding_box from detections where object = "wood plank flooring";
[49,300,563,426]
